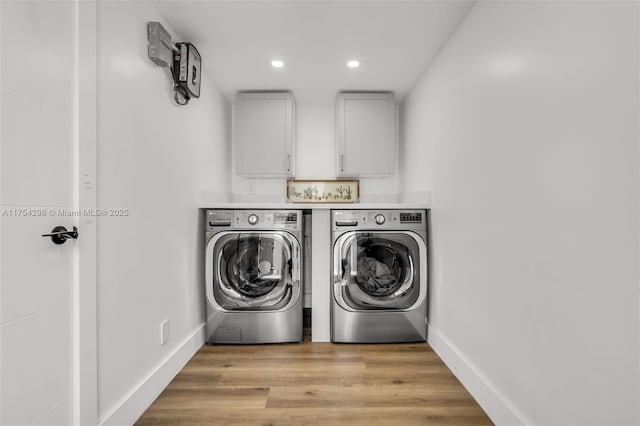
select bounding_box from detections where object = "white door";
[0,1,95,425]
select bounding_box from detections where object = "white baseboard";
[100,324,206,426]
[427,324,529,426]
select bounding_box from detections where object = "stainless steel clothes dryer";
[205,210,303,344]
[331,210,427,343]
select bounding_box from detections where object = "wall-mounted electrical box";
[174,42,201,99]
[147,21,201,105]
[147,22,173,68]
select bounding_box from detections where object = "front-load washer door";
[207,231,301,311]
[333,231,426,311]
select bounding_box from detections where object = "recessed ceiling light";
[271,60,284,68]
[347,60,360,68]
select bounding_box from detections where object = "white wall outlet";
[160,319,170,345]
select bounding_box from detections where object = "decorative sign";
[286,180,359,203]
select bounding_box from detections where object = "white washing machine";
[331,210,428,343]
[205,210,303,344]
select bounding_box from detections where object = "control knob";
[248,214,259,225]
[375,214,385,225]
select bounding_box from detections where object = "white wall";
[96,2,229,423]
[231,103,399,202]
[402,1,639,425]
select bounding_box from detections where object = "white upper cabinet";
[235,92,296,177]
[336,92,397,177]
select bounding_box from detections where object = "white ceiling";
[154,1,476,104]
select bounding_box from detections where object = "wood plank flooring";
[136,339,493,425]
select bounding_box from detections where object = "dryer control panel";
[206,210,302,231]
[331,210,425,232]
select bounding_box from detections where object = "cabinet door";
[235,92,295,176]
[336,92,397,176]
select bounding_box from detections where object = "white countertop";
[197,191,430,210]
[197,201,429,210]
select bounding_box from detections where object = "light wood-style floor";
[136,338,493,425]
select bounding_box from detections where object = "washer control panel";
[332,210,425,232]
[206,210,302,231]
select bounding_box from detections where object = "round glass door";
[212,232,298,311]
[334,231,421,310]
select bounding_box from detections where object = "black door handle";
[42,226,79,245]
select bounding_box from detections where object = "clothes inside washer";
[339,232,421,310]
[353,241,406,297]
[355,256,396,294]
